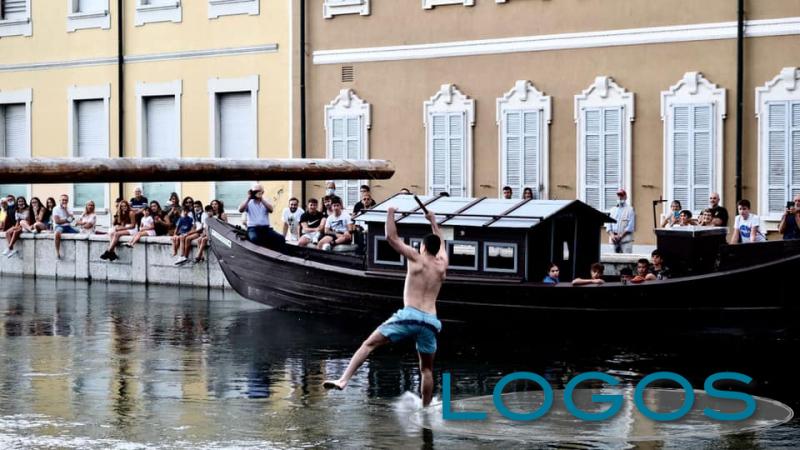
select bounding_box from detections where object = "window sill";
[0,17,32,37]
[208,0,259,19]
[135,2,181,26]
[323,0,370,19]
[67,10,110,32]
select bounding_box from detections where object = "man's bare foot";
[323,379,345,390]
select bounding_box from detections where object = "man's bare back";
[403,248,447,315]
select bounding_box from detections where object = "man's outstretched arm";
[386,206,420,261]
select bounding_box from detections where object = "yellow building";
[0,0,296,226]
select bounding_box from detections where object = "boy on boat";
[323,206,448,407]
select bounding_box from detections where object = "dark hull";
[208,220,800,325]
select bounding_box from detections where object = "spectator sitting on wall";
[523,187,534,200]
[1,194,17,231]
[572,263,605,286]
[130,187,149,217]
[543,262,560,284]
[502,186,513,199]
[29,197,49,234]
[298,198,326,247]
[2,196,31,259]
[53,194,79,259]
[42,197,56,232]
[354,190,376,216]
[210,199,228,223]
[779,194,800,240]
[75,201,97,235]
[730,199,766,244]
[165,193,181,235]
[239,183,284,250]
[171,206,194,258]
[317,196,351,251]
[648,249,670,280]
[193,205,215,264]
[353,185,375,215]
[708,192,729,227]
[281,197,304,243]
[174,201,206,265]
[125,205,156,248]
[149,201,169,236]
[101,200,137,261]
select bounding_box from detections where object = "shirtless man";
[323,206,448,407]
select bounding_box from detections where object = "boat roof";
[355,194,613,229]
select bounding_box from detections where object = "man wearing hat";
[606,188,635,253]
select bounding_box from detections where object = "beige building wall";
[306,0,800,244]
[1,0,294,226]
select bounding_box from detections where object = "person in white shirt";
[281,197,305,242]
[76,201,98,235]
[238,183,284,249]
[53,194,79,259]
[125,206,156,248]
[174,200,207,265]
[317,196,352,251]
[730,199,766,244]
[605,188,636,253]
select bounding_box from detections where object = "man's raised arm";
[386,206,419,261]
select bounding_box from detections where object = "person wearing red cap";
[606,188,635,253]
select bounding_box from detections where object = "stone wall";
[0,232,230,289]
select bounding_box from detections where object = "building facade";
[1,0,295,226]
[306,0,800,243]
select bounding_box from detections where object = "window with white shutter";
[142,96,178,206]
[67,0,110,31]
[323,0,369,18]
[209,0,258,19]
[662,73,725,215]
[0,103,28,199]
[325,89,371,208]
[425,84,475,197]
[69,85,110,211]
[0,0,32,37]
[73,100,107,209]
[576,77,634,211]
[497,81,551,199]
[757,68,800,221]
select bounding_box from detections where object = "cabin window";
[410,238,422,253]
[374,236,404,266]
[484,242,517,273]
[448,241,478,270]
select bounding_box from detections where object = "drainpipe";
[300,0,307,204]
[735,0,744,203]
[117,0,124,199]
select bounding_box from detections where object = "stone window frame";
[67,0,111,32]
[424,84,475,197]
[67,84,111,213]
[323,0,369,19]
[0,0,32,37]
[324,88,371,207]
[135,0,181,26]
[0,88,33,199]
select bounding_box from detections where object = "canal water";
[0,276,798,449]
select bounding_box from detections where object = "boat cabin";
[355,195,614,282]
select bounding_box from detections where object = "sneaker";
[123,242,133,248]
[100,251,109,260]
[6,249,18,258]
[173,256,188,266]
[1,249,8,256]
[108,252,118,262]
[322,243,332,252]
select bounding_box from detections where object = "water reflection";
[0,275,797,448]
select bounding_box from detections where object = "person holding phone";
[779,194,800,240]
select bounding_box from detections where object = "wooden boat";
[208,194,800,325]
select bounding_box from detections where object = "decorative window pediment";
[325,89,371,207]
[423,0,474,10]
[497,80,551,199]
[756,67,800,220]
[424,84,475,197]
[574,76,634,211]
[324,0,369,19]
[661,72,726,213]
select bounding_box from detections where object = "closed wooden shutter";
[767,101,800,215]
[429,112,466,197]
[2,0,27,20]
[143,96,178,205]
[582,107,623,210]
[583,109,601,209]
[502,110,540,199]
[0,103,27,198]
[329,115,364,207]
[216,92,253,210]
[74,99,107,209]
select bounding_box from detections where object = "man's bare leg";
[419,352,435,407]
[324,330,389,390]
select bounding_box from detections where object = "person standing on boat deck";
[281,197,304,243]
[239,184,285,250]
[323,207,447,407]
[606,188,635,253]
[502,186,513,199]
[778,194,800,240]
[730,199,766,244]
[708,192,729,227]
